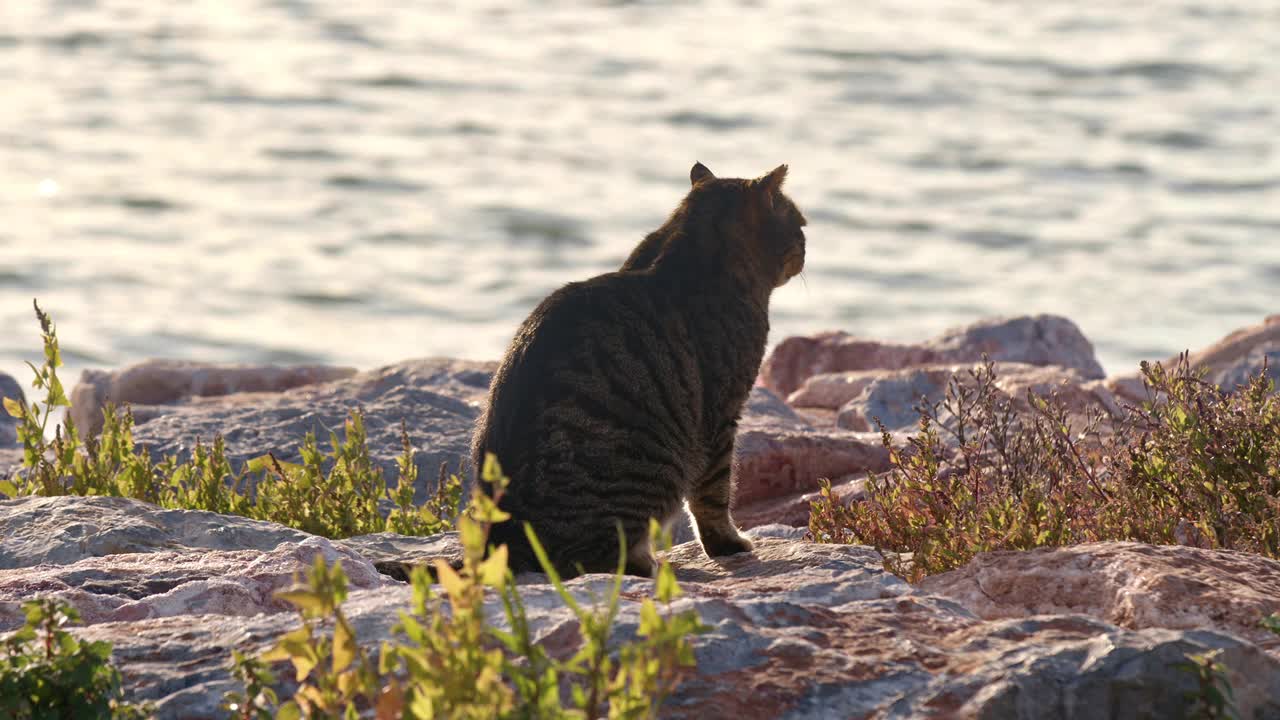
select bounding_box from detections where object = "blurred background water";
[2,0,1278,394]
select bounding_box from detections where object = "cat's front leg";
[689,432,753,558]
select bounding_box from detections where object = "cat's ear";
[754,164,788,210]
[690,162,716,186]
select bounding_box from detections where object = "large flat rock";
[81,534,1280,719]
[0,495,314,569]
[0,537,388,631]
[70,360,358,437]
[3,496,1279,718]
[920,542,1280,651]
[123,358,493,500]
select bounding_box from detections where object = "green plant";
[1115,358,1280,557]
[2,300,76,497]
[225,454,707,719]
[1262,613,1280,637]
[1176,649,1238,720]
[222,650,280,720]
[2,301,461,540]
[0,598,151,719]
[810,356,1280,581]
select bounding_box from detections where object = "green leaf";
[459,516,487,554]
[244,455,273,473]
[332,617,356,674]
[433,559,467,604]
[1261,613,1280,636]
[273,589,328,617]
[47,375,69,408]
[655,563,682,604]
[478,545,509,589]
[276,700,303,720]
[2,396,23,419]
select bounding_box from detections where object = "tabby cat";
[471,162,807,577]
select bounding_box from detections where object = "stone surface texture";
[782,362,1124,433]
[0,495,315,570]
[0,496,1269,719]
[123,358,493,501]
[920,542,1280,652]
[70,360,358,436]
[1180,314,1280,386]
[1108,315,1280,399]
[0,537,388,631]
[759,314,1105,398]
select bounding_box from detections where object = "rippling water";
[2,1,1278,392]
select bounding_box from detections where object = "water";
[2,1,1278,396]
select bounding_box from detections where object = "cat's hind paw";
[701,532,754,558]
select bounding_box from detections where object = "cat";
[471,162,807,577]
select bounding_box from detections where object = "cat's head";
[685,162,807,289]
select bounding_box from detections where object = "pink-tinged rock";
[70,534,1280,719]
[793,362,1123,433]
[1110,314,1280,397]
[0,536,388,630]
[734,474,867,529]
[1109,315,1280,394]
[121,358,496,502]
[760,314,1104,397]
[728,388,889,528]
[994,364,1125,421]
[70,360,358,436]
[734,419,889,511]
[1181,314,1280,386]
[786,368,897,410]
[0,448,21,478]
[1105,374,1151,405]
[919,542,1280,651]
[0,495,316,570]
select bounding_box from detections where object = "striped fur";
[472,162,807,577]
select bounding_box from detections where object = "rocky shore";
[2,314,1279,718]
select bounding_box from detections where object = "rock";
[919,542,1280,651]
[786,368,901,410]
[833,366,952,432]
[337,531,463,582]
[1108,315,1280,396]
[0,495,315,569]
[3,496,1280,718]
[784,363,1120,434]
[35,524,1275,719]
[70,360,358,437]
[1180,315,1280,388]
[0,537,388,631]
[126,358,495,501]
[735,386,889,515]
[0,371,23,448]
[734,416,889,515]
[761,315,1105,397]
[735,474,867,530]
[1209,341,1280,391]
